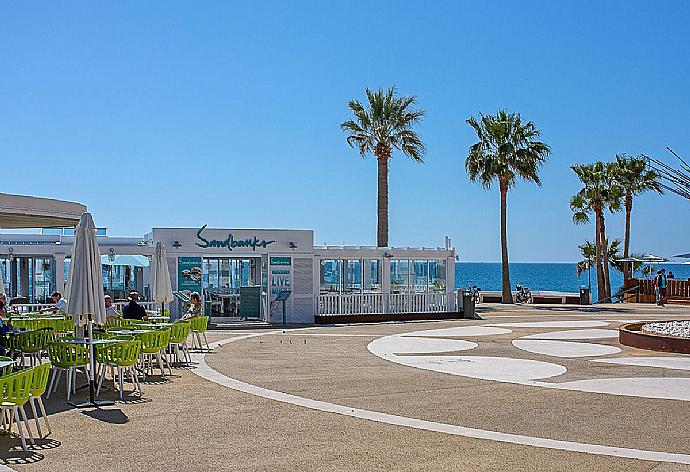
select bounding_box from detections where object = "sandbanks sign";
[195,225,275,252]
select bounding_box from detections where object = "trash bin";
[579,287,591,305]
[462,290,476,319]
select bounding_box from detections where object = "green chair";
[168,321,191,365]
[0,356,14,377]
[28,362,51,438]
[136,329,171,377]
[105,317,128,329]
[95,340,142,399]
[8,328,53,367]
[0,368,35,453]
[188,316,210,351]
[46,342,89,401]
[52,319,75,337]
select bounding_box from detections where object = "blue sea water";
[454,262,690,301]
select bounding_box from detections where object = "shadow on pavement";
[82,408,129,424]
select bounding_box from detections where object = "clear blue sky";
[2,1,689,262]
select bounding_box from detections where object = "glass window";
[343,259,362,293]
[63,228,75,236]
[320,259,341,293]
[412,260,429,293]
[363,259,381,292]
[429,259,447,292]
[95,228,107,236]
[390,259,410,293]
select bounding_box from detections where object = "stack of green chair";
[136,329,171,377]
[0,368,35,454]
[189,316,210,351]
[46,342,89,401]
[168,321,191,365]
[28,362,51,438]
[95,340,143,399]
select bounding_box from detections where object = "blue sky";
[1,1,689,262]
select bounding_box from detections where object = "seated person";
[104,295,120,318]
[181,292,203,320]
[41,291,68,314]
[122,292,148,320]
[0,294,7,317]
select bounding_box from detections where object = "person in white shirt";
[104,295,120,318]
[41,292,67,314]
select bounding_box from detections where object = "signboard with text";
[177,257,202,293]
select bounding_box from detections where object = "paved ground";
[2,303,689,471]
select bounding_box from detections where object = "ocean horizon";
[454,262,690,301]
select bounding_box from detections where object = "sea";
[454,262,690,302]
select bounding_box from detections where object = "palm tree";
[340,86,426,247]
[571,162,622,302]
[612,155,662,280]
[577,239,624,289]
[465,110,551,303]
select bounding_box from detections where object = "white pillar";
[446,256,456,311]
[382,257,390,314]
[54,254,66,294]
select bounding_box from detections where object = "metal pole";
[588,257,592,291]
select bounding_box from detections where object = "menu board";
[177,257,202,293]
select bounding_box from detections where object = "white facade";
[1,225,456,324]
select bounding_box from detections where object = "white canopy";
[0,192,86,229]
[66,213,106,326]
[151,242,173,305]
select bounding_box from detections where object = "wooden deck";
[624,278,690,304]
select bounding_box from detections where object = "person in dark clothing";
[122,291,148,320]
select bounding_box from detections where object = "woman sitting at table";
[181,292,203,320]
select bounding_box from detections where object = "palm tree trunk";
[499,179,512,304]
[600,211,612,301]
[623,191,632,281]
[594,207,605,302]
[375,144,390,247]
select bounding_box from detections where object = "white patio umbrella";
[65,212,112,407]
[0,260,6,296]
[151,242,173,316]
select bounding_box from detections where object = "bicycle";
[466,284,481,304]
[515,284,533,304]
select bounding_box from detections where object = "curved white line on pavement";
[0,465,18,472]
[192,337,690,466]
[488,320,609,328]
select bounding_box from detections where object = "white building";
[0,225,456,323]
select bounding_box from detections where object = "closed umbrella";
[151,242,173,316]
[0,260,6,296]
[65,212,113,408]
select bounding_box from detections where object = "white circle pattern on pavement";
[191,333,690,466]
[511,339,622,358]
[521,329,619,340]
[401,326,512,337]
[591,356,690,371]
[367,335,478,356]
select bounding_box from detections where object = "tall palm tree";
[571,162,622,301]
[340,86,426,247]
[612,154,662,280]
[465,110,551,303]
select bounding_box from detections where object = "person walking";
[654,269,668,307]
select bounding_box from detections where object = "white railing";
[316,292,447,316]
[9,301,158,314]
[8,304,54,314]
